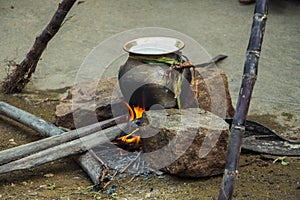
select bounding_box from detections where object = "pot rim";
[123,37,185,55]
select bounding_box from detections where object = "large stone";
[191,67,235,118]
[141,108,229,177]
[55,68,235,129]
[55,77,126,129]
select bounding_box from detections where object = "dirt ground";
[0,1,299,199]
[0,93,299,200]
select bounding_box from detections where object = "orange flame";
[133,106,145,119]
[117,128,141,144]
[124,102,145,120]
[124,102,135,120]
[118,102,146,147]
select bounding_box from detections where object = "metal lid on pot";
[123,37,185,55]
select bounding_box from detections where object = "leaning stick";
[1,0,76,93]
[0,123,126,174]
[218,0,268,199]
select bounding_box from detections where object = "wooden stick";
[1,0,76,93]
[77,151,106,185]
[0,114,124,165]
[0,101,65,137]
[0,101,125,164]
[0,123,126,174]
[218,1,268,199]
[119,152,142,174]
[0,101,127,184]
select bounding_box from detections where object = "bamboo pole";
[218,0,268,199]
[0,101,125,164]
[77,151,107,185]
[0,101,127,184]
[0,101,65,137]
[0,123,126,174]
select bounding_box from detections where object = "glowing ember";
[117,128,141,144]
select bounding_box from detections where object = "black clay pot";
[118,53,179,110]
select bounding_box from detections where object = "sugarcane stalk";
[218,0,268,199]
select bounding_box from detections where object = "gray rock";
[141,108,229,177]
